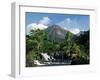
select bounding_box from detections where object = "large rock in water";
[47,24,68,42]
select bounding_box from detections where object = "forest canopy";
[26,27,89,67]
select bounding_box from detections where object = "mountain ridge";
[46,24,88,42]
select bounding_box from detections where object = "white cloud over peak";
[63,27,80,34]
[26,17,51,35]
[39,17,51,26]
[26,23,48,35]
[57,18,80,34]
[70,28,80,34]
[57,18,71,26]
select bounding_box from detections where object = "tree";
[70,43,89,65]
[64,31,73,58]
[70,43,81,58]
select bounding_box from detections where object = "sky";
[26,12,89,34]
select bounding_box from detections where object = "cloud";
[63,27,80,34]
[26,23,48,35]
[57,18,71,27]
[39,17,51,26]
[26,23,36,35]
[26,17,51,35]
[69,28,80,34]
[57,18,80,34]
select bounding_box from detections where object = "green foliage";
[26,29,89,66]
[71,43,81,55]
[65,31,73,42]
[26,52,35,67]
[71,31,89,64]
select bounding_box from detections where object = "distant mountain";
[46,24,88,43]
[46,24,68,42]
